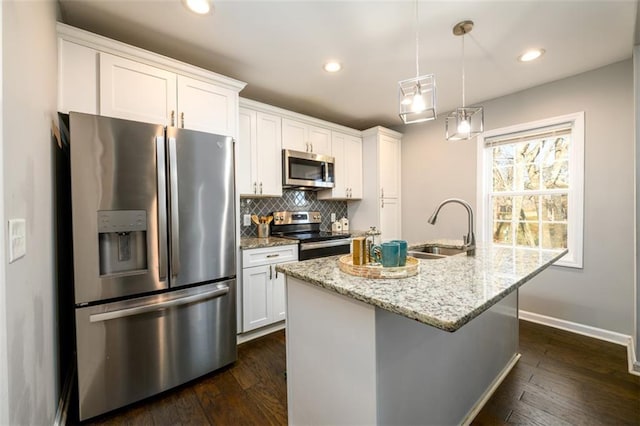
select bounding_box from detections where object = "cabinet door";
[238,108,257,196]
[282,118,308,152]
[345,135,363,199]
[308,125,331,155]
[255,112,283,197]
[177,75,237,136]
[379,135,400,199]
[242,265,272,332]
[330,132,347,198]
[100,52,176,125]
[58,39,98,114]
[272,264,287,322]
[380,197,401,242]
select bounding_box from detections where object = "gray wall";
[2,1,60,424]
[635,46,640,368]
[402,60,635,336]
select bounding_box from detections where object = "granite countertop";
[240,236,298,250]
[276,242,567,332]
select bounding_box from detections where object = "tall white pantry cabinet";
[348,126,403,242]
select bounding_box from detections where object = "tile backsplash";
[240,190,348,237]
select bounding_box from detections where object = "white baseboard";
[237,321,285,345]
[519,310,639,377]
[462,353,521,426]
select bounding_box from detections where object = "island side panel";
[285,276,378,425]
[375,291,519,425]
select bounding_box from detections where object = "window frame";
[476,112,585,268]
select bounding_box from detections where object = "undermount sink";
[408,245,468,260]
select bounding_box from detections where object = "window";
[477,112,584,268]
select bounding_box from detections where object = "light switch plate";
[243,214,251,227]
[330,213,336,223]
[8,218,26,263]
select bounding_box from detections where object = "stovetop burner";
[270,211,350,243]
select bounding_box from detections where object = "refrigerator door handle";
[156,136,168,282]
[89,285,230,323]
[168,137,181,277]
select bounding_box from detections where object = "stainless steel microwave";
[282,149,335,190]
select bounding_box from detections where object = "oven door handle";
[300,239,352,251]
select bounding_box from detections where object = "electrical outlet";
[330,213,336,222]
[243,214,251,227]
[8,218,26,263]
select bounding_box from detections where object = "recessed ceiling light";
[518,48,545,62]
[323,61,342,73]
[184,0,211,15]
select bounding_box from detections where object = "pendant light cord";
[415,0,419,77]
[461,32,466,108]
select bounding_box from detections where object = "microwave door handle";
[156,136,168,282]
[168,137,181,278]
[324,162,329,183]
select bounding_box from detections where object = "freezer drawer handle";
[89,286,230,323]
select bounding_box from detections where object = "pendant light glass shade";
[398,0,436,124]
[445,106,483,140]
[399,74,436,124]
[446,20,483,141]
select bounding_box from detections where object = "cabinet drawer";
[242,245,298,268]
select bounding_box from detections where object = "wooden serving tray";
[338,255,419,279]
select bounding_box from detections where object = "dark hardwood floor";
[78,320,639,425]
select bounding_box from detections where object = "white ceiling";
[59,0,638,130]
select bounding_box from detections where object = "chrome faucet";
[427,198,476,255]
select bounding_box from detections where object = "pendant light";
[398,0,436,124]
[446,20,483,141]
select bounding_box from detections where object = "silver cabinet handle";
[156,136,168,282]
[381,188,384,198]
[254,182,257,194]
[269,265,273,280]
[266,253,280,258]
[168,137,181,277]
[305,142,309,152]
[170,110,175,127]
[310,143,313,153]
[89,286,229,323]
[180,112,185,128]
[381,199,385,208]
[260,182,263,194]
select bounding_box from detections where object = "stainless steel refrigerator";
[68,112,237,421]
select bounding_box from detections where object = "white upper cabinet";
[100,52,177,126]
[282,118,331,155]
[345,135,364,199]
[177,75,237,136]
[57,23,246,136]
[58,39,98,115]
[379,134,400,199]
[318,131,363,200]
[238,106,282,197]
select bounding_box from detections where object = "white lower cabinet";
[241,245,298,332]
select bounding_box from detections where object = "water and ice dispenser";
[98,210,148,276]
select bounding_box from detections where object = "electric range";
[270,211,351,260]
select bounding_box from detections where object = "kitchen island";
[276,244,566,425]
